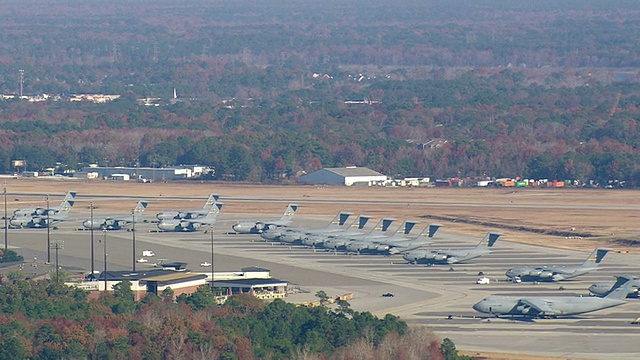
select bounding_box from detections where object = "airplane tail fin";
[208,202,223,215]
[134,201,148,213]
[426,223,442,238]
[393,220,419,236]
[476,232,502,249]
[368,218,395,236]
[581,248,611,267]
[327,212,353,229]
[346,215,373,231]
[604,275,634,300]
[61,191,77,207]
[202,194,220,209]
[279,204,298,221]
[196,202,223,224]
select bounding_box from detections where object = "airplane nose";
[472,301,487,313]
[232,224,240,232]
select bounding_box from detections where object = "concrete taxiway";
[3,213,640,359]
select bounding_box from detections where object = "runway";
[4,214,640,359]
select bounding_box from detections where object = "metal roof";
[323,167,385,177]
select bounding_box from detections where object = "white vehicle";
[200,261,211,267]
[142,250,155,257]
[136,258,148,263]
[476,276,490,285]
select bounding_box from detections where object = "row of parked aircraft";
[234,206,639,319]
[8,191,638,319]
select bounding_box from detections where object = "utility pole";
[90,202,94,274]
[46,195,51,264]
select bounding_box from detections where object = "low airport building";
[299,166,387,186]
[75,165,211,181]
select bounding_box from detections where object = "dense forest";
[0,279,465,359]
[1,1,640,184]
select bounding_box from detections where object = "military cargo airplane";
[231,204,298,234]
[259,211,354,243]
[473,276,634,318]
[82,201,148,230]
[12,191,77,217]
[155,194,219,220]
[344,223,443,255]
[505,248,610,282]
[9,200,74,229]
[321,218,398,250]
[402,232,501,264]
[590,275,640,298]
[157,203,223,232]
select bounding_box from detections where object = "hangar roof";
[324,167,385,177]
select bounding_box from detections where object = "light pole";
[46,195,51,264]
[102,230,107,291]
[132,209,136,272]
[90,202,94,274]
[3,184,7,250]
[210,226,214,292]
[51,240,64,283]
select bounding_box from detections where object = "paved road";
[4,215,640,359]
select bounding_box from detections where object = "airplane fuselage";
[473,295,625,317]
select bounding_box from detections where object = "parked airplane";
[344,223,443,255]
[279,214,373,245]
[259,211,353,243]
[321,218,398,251]
[82,201,148,230]
[505,248,610,282]
[156,203,223,232]
[9,200,74,229]
[402,232,502,264]
[155,194,219,220]
[473,276,634,318]
[12,191,77,217]
[590,275,640,298]
[231,204,298,234]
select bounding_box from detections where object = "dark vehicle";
[382,293,395,297]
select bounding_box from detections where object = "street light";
[90,202,94,274]
[102,230,107,291]
[3,184,7,250]
[51,240,64,283]
[132,209,136,272]
[46,194,51,264]
[210,226,214,292]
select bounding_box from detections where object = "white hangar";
[299,166,387,186]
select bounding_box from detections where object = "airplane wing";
[519,298,557,316]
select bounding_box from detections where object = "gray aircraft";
[157,203,223,232]
[259,211,354,243]
[12,191,77,217]
[402,231,502,264]
[82,201,148,230]
[155,194,219,220]
[344,223,443,255]
[278,214,373,245]
[9,200,74,229]
[505,248,610,282]
[473,276,634,318]
[231,204,298,234]
[590,275,640,298]
[321,218,400,251]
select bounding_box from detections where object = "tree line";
[0,279,470,359]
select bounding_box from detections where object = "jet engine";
[539,270,555,278]
[433,254,449,261]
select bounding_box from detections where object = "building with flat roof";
[214,278,288,300]
[299,166,387,186]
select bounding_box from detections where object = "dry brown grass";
[5,177,640,252]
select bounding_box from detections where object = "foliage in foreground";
[0,281,456,359]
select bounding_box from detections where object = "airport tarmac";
[4,211,640,359]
